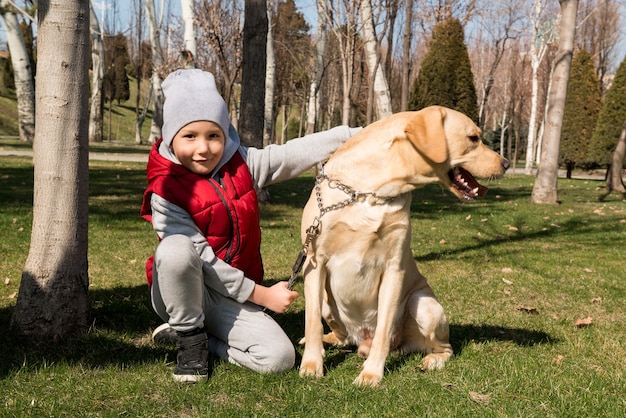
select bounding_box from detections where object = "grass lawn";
[0,154,625,417]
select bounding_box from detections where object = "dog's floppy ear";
[404,106,449,164]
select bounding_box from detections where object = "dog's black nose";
[502,159,510,171]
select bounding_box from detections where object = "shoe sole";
[173,372,208,383]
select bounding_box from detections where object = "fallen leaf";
[469,391,491,404]
[439,239,446,244]
[553,355,565,365]
[503,288,511,296]
[481,218,488,222]
[508,225,518,231]
[591,297,602,304]
[517,306,539,314]
[4,278,9,285]
[593,209,605,215]
[502,278,513,285]
[8,292,17,299]
[501,267,513,274]
[583,268,593,273]
[575,316,593,327]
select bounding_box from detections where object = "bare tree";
[239,0,267,148]
[89,1,105,143]
[305,0,328,133]
[400,0,413,111]
[360,0,392,121]
[145,0,165,144]
[264,0,276,146]
[531,0,578,204]
[11,0,91,337]
[0,0,35,142]
[181,0,197,68]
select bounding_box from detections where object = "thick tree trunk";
[88,2,105,143]
[239,0,267,148]
[531,0,578,204]
[0,0,35,142]
[11,0,91,337]
[605,120,626,194]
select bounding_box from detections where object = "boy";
[140,69,360,382]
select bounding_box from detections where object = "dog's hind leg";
[399,284,453,371]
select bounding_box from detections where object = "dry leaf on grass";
[502,267,513,274]
[553,355,565,365]
[502,278,513,285]
[591,297,602,304]
[4,278,9,285]
[575,316,593,327]
[469,391,491,404]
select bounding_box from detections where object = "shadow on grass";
[0,285,169,379]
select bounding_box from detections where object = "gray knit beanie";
[161,69,231,148]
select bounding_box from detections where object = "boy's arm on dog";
[243,126,362,189]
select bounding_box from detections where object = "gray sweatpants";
[150,234,295,373]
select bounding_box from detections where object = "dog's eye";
[468,135,480,143]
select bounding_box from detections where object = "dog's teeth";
[472,187,479,195]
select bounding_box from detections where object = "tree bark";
[305,0,328,134]
[239,0,267,148]
[11,0,91,337]
[145,0,164,143]
[88,2,105,143]
[181,0,197,68]
[531,0,578,204]
[400,0,412,111]
[0,0,35,142]
[605,119,626,194]
[360,0,392,121]
[263,2,275,146]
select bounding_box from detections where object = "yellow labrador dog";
[298,106,509,386]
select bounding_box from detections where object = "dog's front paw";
[299,360,324,378]
[420,352,451,371]
[353,370,382,387]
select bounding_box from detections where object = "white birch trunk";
[306,0,328,134]
[360,0,392,120]
[531,0,578,204]
[181,0,197,68]
[145,0,165,143]
[0,0,35,142]
[263,3,275,146]
[88,1,105,143]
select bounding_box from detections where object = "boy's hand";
[249,281,299,313]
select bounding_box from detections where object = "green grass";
[1,155,625,417]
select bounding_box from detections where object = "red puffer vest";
[140,140,263,287]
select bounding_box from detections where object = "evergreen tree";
[560,50,601,177]
[590,55,626,166]
[103,33,131,105]
[408,18,478,123]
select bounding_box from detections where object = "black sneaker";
[173,327,211,383]
[152,323,178,345]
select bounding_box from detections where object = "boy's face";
[171,121,226,176]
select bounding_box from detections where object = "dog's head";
[404,106,509,201]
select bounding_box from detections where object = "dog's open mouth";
[448,167,488,201]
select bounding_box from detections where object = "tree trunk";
[239,0,267,148]
[181,0,197,68]
[11,0,91,337]
[305,0,328,134]
[531,0,578,204]
[605,119,626,194]
[88,2,105,143]
[0,0,35,142]
[360,0,392,121]
[145,0,164,143]
[400,0,412,111]
[263,2,275,146]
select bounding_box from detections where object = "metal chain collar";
[286,165,393,290]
